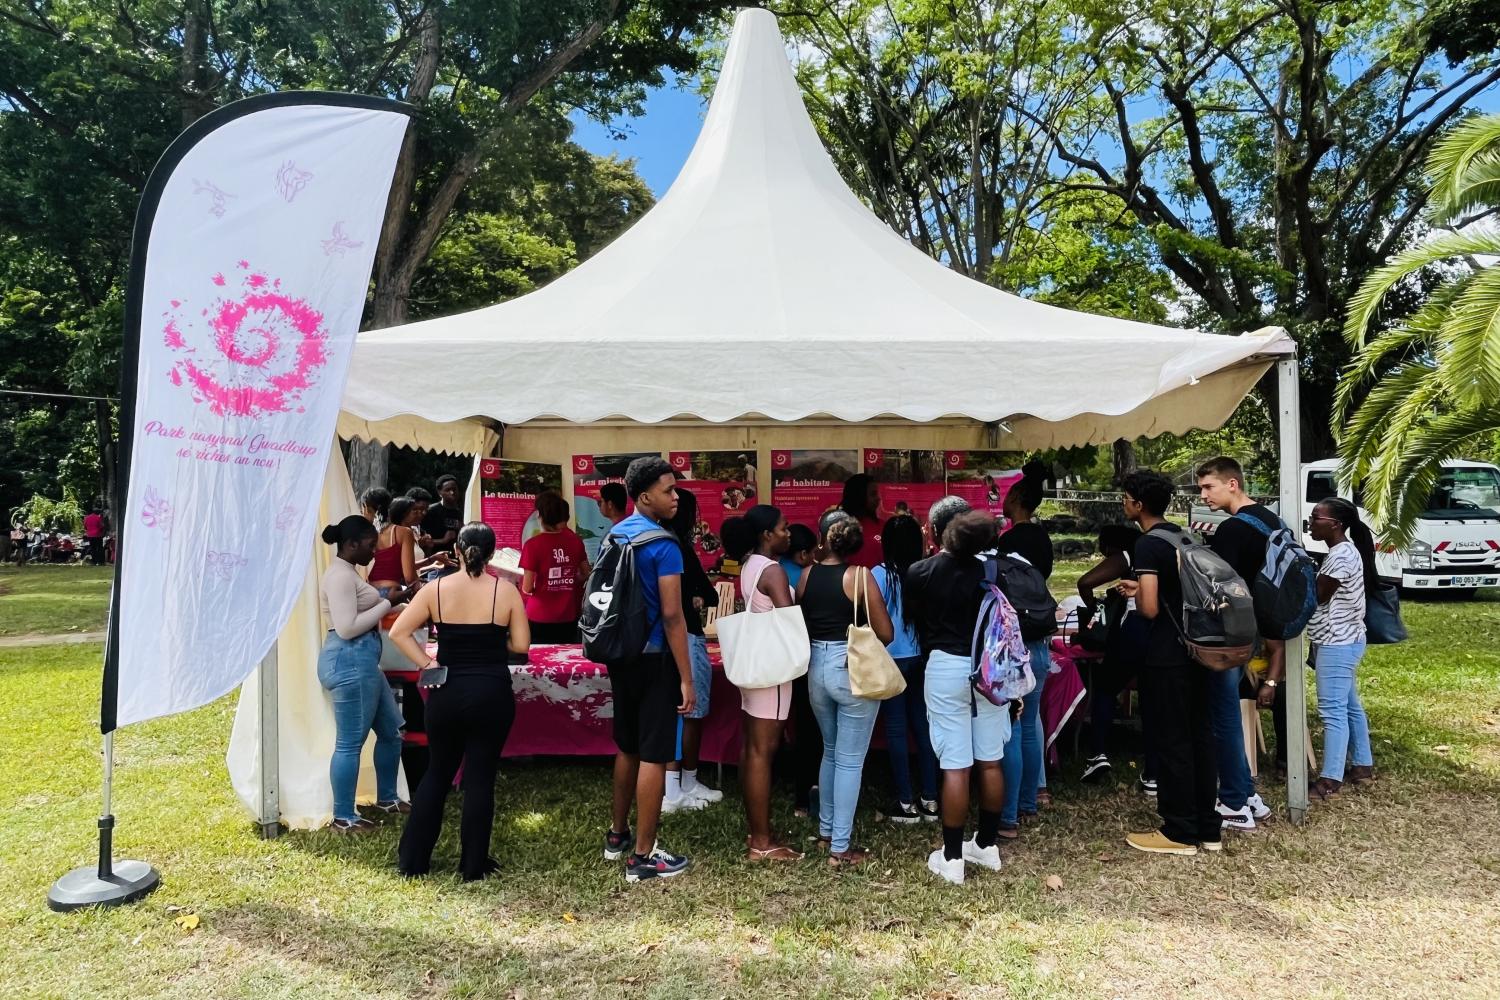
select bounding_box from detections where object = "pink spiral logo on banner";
[163,264,331,418]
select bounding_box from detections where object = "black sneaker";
[625,847,690,883]
[1081,755,1112,782]
[1137,776,1158,798]
[918,798,940,822]
[878,801,922,825]
[603,827,634,861]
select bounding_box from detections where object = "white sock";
[664,771,682,802]
[681,768,699,793]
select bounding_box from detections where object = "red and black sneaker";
[625,847,690,883]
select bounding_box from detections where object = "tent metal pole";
[1277,356,1310,823]
[257,646,281,839]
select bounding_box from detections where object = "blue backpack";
[1233,510,1318,640]
[969,559,1036,706]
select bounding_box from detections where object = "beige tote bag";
[847,567,906,700]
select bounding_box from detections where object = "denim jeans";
[1315,640,1372,781]
[807,639,880,853]
[1208,663,1254,810]
[317,630,401,822]
[880,655,937,804]
[1001,639,1050,824]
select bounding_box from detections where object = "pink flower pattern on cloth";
[162,264,331,418]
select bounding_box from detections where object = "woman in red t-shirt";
[518,490,590,644]
[839,474,886,568]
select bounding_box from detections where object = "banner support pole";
[1277,355,1310,824]
[47,730,161,911]
[257,647,281,838]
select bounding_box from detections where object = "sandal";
[997,821,1021,841]
[1035,789,1054,808]
[808,833,832,850]
[1347,765,1376,786]
[827,847,871,867]
[1310,777,1342,801]
[329,817,377,835]
[365,799,411,817]
[748,844,805,862]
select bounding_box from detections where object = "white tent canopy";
[341,7,1291,450]
[232,8,1311,831]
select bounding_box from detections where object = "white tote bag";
[716,605,810,688]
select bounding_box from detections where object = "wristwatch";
[1262,679,1278,688]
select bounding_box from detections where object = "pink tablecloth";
[1042,639,1090,765]
[505,644,745,762]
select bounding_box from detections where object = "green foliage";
[1338,114,1500,546]
[9,491,85,533]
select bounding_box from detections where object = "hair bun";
[320,524,341,544]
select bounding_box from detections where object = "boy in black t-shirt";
[1197,457,1276,830]
[1115,471,1221,855]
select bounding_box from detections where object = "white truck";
[1188,458,1500,594]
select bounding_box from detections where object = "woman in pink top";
[733,504,804,862]
[839,474,886,568]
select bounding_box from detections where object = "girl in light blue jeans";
[796,515,894,865]
[317,515,408,831]
[1307,498,1378,797]
[1000,638,1050,829]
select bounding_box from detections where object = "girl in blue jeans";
[796,515,894,866]
[995,465,1055,831]
[1307,498,1379,799]
[873,514,938,822]
[317,515,411,833]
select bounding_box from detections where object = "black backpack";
[986,552,1058,643]
[578,527,676,664]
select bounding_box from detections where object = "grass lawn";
[3,567,1500,998]
[0,564,113,637]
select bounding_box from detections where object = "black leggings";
[792,672,823,810]
[397,669,515,879]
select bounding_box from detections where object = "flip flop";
[748,844,805,862]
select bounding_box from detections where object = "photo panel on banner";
[770,449,859,532]
[944,451,1024,525]
[863,448,950,521]
[479,459,563,551]
[573,452,658,561]
[668,451,756,570]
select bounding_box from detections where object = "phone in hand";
[417,664,449,688]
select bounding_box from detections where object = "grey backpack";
[1156,527,1257,671]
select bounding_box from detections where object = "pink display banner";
[572,452,657,561]
[944,450,1021,523]
[478,458,562,550]
[669,451,754,570]
[770,449,857,531]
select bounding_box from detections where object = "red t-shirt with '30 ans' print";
[519,527,588,624]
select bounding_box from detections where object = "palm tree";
[1336,114,1500,546]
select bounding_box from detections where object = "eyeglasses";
[1309,514,1341,524]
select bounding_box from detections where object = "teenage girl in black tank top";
[389,522,530,881]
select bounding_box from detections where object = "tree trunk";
[95,400,116,527]
[1112,438,1137,486]
[348,438,389,501]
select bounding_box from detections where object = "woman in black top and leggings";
[390,522,530,880]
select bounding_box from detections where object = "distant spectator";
[83,509,107,565]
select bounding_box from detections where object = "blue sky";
[575,70,1500,200]
[570,85,707,196]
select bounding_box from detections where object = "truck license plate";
[1453,576,1481,587]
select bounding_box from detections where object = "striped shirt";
[1308,540,1365,645]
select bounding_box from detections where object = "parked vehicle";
[1189,458,1500,594]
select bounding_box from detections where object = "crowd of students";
[314,453,1382,884]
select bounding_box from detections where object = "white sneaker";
[962,837,1002,872]
[686,784,723,806]
[662,792,707,814]
[1246,793,1271,820]
[928,848,964,885]
[1215,801,1256,832]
